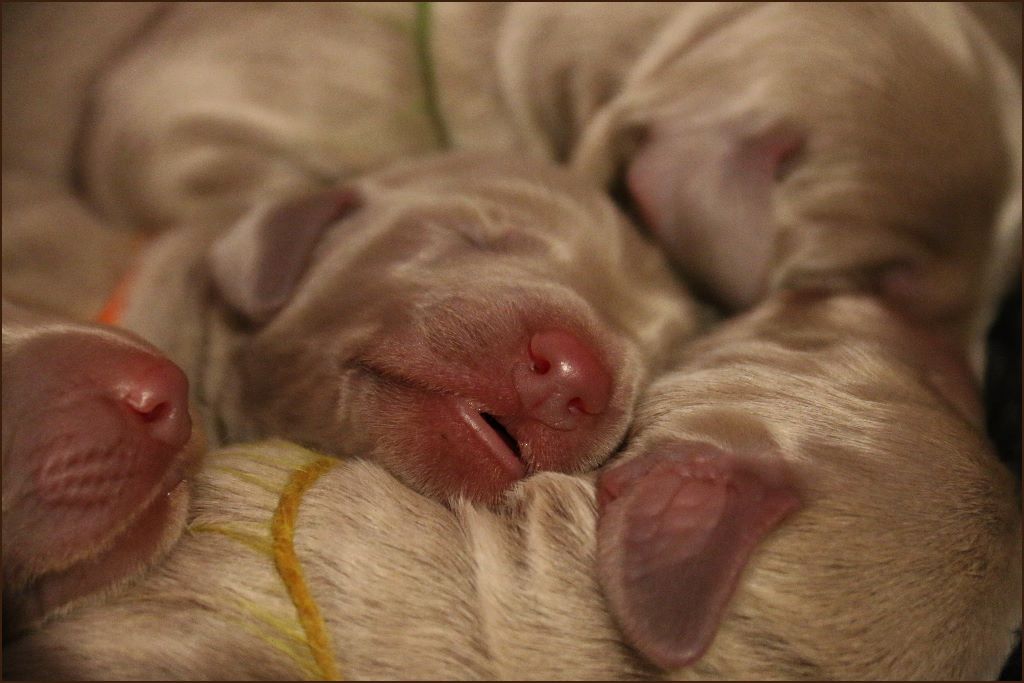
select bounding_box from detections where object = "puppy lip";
[355,358,529,479]
[27,480,189,630]
[481,410,533,472]
[455,400,527,479]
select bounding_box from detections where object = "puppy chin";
[5,428,204,637]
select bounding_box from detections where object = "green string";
[414,1,452,149]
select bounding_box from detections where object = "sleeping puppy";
[7,2,1015,347]
[507,2,1022,369]
[1,3,162,318]
[4,293,1018,680]
[116,152,701,505]
[29,2,1014,372]
[596,290,1019,677]
[1,299,204,636]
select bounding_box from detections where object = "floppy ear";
[625,120,804,310]
[596,442,800,671]
[208,188,362,323]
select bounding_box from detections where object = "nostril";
[133,400,170,424]
[124,387,171,419]
[531,357,552,375]
[567,397,586,415]
[116,361,192,448]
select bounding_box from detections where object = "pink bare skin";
[144,153,697,506]
[597,442,801,670]
[1,299,204,636]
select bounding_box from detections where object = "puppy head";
[597,292,1020,678]
[574,3,1020,354]
[207,152,698,504]
[1,300,204,635]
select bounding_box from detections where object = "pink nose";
[35,350,193,509]
[112,357,192,449]
[513,330,612,430]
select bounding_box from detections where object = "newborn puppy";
[118,153,700,504]
[1,299,204,636]
[6,3,1017,368]
[558,2,1021,363]
[5,293,1018,680]
[2,170,140,320]
[596,291,1019,677]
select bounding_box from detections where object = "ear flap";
[208,188,362,323]
[625,120,804,310]
[596,442,800,671]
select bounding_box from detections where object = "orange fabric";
[95,268,137,326]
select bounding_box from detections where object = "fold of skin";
[5,293,1019,681]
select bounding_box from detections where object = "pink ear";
[597,442,801,671]
[625,120,804,310]
[208,188,362,323]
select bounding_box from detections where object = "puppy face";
[596,292,1021,678]
[1,294,1014,680]
[1,300,204,634]
[209,153,698,504]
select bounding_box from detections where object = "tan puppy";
[117,152,701,504]
[5,293,1018,680]
[2,170,139,320]
[1,299,204,636]
[9,2,1009,365]
[559,2,1022,368]
[6,4,1016,360]
[1,3,163,318]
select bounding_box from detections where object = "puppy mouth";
[455,401,529,479]
[481,412,521,458]
[355,359,531,481]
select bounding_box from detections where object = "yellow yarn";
[207,464,288,494]
[271,458,342,681]
[188,522,274,556]
[187,443,344,679]
[223,600,323,681]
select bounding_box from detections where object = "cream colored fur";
[4,4,1017,353]
[5,293,1019,680]
[1,170,138,319]
[564,2,1021,367]
[1,5,1018,677]
[117,153,702,501]
[1,2,161,318]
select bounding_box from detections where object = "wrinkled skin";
[1,300,204,636]
[4,294,1019,681]
[123,153,700,505]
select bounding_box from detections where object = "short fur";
[5,293,1018,680]
[3,4,1018,360]
[118,152,702,503]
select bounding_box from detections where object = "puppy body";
[1,170,139,319]
[4,440,645,680]
[1,3,162,318]
[5,293,1018,680]
[564,2,1022,365]
[4,4,1019,362]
